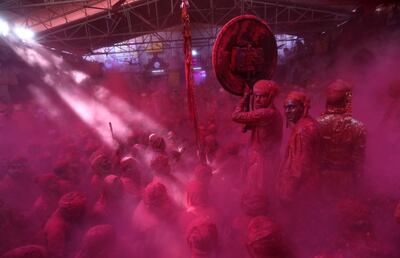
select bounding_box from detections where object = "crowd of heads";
[0,70,400,258]
[0,8,400,257]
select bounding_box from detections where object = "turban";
[58,192,86,219]
[1,245,47,258]
[187,217,218,256]
[247,216,279,245]
[143,182,169,208]
[285,91,311,117]
[253,80,279,98]
[76,224,116,258]
[325,79,352,114]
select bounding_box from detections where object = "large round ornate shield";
[212,15,277,96]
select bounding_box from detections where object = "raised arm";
[232,96,276,125]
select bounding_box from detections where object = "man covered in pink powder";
[232,80,283,198]
[277,91,321,204]
[317,80,366,200]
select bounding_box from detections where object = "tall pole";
[181,0,204,163]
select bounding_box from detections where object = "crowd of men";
[0,76,399,258]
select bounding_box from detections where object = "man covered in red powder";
[184,164,217,224]
[0,199,31,254]
[53,159,84,194]
[317,80,366,199]
[89,151,114,199]
[232,80,283,198]
[227,193,270,258]
[92,175,125,224]
[0,157,36,211]
[277,91,320,204]
[148,133,173,177]
[186,217,219,258]
[32,174,64,226]
[74,224,116,258]
[119,156,142,209]
[1,245,47,258]
[148,133,185,203]
[43,192,87,258]
[131,181,184,258]
[131,181,180,232]
[315,198,397,258]
[246,216,294,258]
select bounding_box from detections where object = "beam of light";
[28,85,61,119]
[55,85,131,147]
[44,71,159,147]
[70,70,88,84]
[13,26,35,41]
[13,45,51,69]
[43,68,133,147]
[43,74,54,85]
[51,54,64,69]
[0,19,9,36]
[93,87,164,133]
[93,86,110,100]
[9,41,64,70]
[8,37,165,147]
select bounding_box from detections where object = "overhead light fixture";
[146,55,168,77]
[13,26,35,41]
[0,19,9,36]
[153,61,161,69]
[193,69,207,85]
[192,49,198,56]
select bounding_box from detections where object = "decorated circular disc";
[212,15,277,96]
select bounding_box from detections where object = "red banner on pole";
[181,0,204,163]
